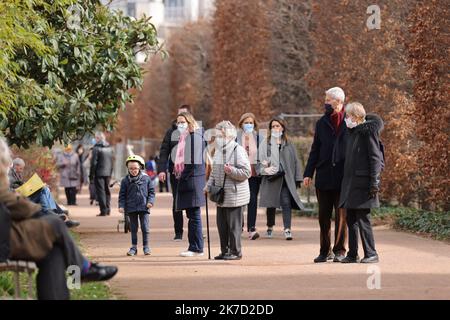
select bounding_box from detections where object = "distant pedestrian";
[259,118,304,240]
[89,132,114,216]
[56,144,80,206]
[236,112,263,240]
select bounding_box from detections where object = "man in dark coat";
[90,132,114,216]
[339,103,384,264]
[157,104,191,241]
[304,87,348,263]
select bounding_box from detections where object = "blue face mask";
[243,123,254,133]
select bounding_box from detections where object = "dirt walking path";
[70,189,450,300]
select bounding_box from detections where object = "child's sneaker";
[266,228,273,238]
[284,229,293,240]
[143,247,151,255]
[127,247,137,256]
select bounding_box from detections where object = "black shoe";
[173,234,183,242]
[313,255,328,263]
[81,262,118,282]
[90,200,94,205]
[361,255,379,263]
[223,254,242,261]
[333,254,346,263]
[341,255,360,263]
[214,253,228,260]
[65,220,80,228]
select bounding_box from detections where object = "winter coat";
[89,141,114,178]
[0,184,55,262]
[56,152,81,188]
[303,109,347,191]
[236,130,263,176]
[175,130,207,210]
[206,140,251,208]
[8,169,24,190]
[258,138,305,210]
[157,121,179,174]
[339,114,384,209]
[118,172,155,214]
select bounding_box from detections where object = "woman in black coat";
[339,102,384,264]
[173,112,206,257]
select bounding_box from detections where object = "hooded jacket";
[339,114,384,209]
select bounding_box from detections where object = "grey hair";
[13,158,25,168]
[95,131,106,141]
[325,87,345,103]
[345,102,366,121]
[0,137,12,186]
[215,121,237,140]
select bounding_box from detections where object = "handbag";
[209,145,237,205]
[267,171,285,181]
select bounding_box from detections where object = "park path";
[69,188,450,300]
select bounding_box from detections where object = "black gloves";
[296,181,302,189]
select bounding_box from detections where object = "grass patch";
[293,206,449,241]
[69,230,115,300]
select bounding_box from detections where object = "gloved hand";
[368,186,379,199]
[264,166,278,175]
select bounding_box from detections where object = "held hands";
[303,177,312,188]
[158,172,166,183]
[264,166,278,175]
[224,164,233,175]
[118,208,124,214]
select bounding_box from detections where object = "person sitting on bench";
[0,137,118,300]
[8,158,80,228]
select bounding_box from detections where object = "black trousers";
[346,208,377,258]
[170,173,183,236]
[64,187,77,205]
[316,189,347,256]
[33,215,85,300]
[246,177,261,232]
[94,176,111,215]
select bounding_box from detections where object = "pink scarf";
[174,131,189,178]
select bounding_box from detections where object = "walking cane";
[205,194,211,260]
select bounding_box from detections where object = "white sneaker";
[180,250,204,257]
[284,229,293,240]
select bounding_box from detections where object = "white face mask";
[215,137,225,147]
[345,117,358,129]
[177,123,188,133]
[271,130,282,138]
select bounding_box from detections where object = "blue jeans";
[128,212,150,247]
[29,187,58,212]
[186,207,203,253]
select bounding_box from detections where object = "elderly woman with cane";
[205,121,251,260]
[339,102,384,263]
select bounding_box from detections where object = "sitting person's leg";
[36,245,71,300]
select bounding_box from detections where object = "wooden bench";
[0,260,37,299]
